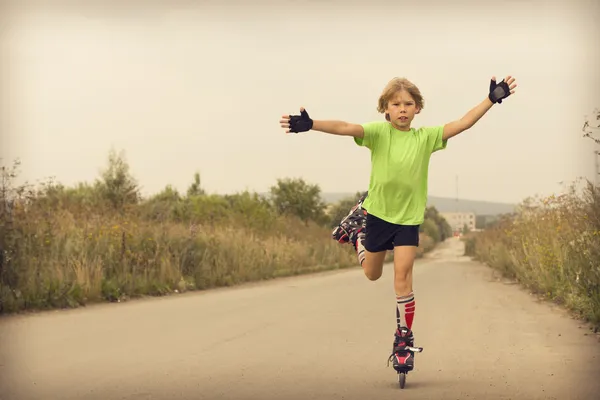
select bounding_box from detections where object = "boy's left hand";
[489,75,517,104]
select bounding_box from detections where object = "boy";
[279,75,517,373]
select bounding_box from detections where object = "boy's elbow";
[459,117,475,130]
[345,123,364,138]
[443,120,468,140]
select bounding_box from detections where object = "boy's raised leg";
[331,192,368,245]
[331,192,387,277]
[355,232,387,280]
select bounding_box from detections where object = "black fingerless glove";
[488,79,511,104]
[489,79,502,104]
[289,109,313,133]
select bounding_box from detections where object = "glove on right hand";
[289,109,313,133]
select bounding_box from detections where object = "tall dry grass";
[464,180,600,328]
[0,159,443,313]
[1,200,360,312]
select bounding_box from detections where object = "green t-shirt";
[354,121,447,225]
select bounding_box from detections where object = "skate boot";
[387,326,419,373]
[331,191,368,246]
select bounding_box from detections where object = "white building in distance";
[440,212,476,233]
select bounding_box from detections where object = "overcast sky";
[1,0,599,204]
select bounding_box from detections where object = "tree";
[582,107,600,183]
[269,178,327,225]
[0,159,37,291]
[152,185,181,202]
[424,206,453,241]
[95,148,140,211]
[420,218,441,242]
[582,107,600,145]
[137,185,180,222]
[187,172,205,197]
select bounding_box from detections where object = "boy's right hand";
[489,78,503,104]
[280,107,313,133]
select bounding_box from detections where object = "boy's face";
[385,90,420,131]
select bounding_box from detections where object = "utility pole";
[455,175,459,212]
[455,174,459,235]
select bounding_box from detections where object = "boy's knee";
[361,250,386,281]
[364,269,382,281]
[394,270,410,282]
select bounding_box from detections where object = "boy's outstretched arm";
[442,75,517,140]
[280,107,364,138]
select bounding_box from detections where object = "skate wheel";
[398,372,406,389]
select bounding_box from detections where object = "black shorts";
[363,213,420,252]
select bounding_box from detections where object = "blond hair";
[377,77,424,120]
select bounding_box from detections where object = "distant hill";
[319,192,516,216]
[426,195,516,216]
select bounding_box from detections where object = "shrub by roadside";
[0,154,445,313]
[464,181,600,330]
[0,206,357,312]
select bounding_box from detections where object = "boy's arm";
[442,75,517,141]
[312,120,364,138]
[442,98,494,140]
[280,107,364,138]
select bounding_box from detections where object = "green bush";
[0,151,446,313]
[0,156,357,313]
[466,181,600,329]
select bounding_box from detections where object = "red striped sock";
[396,292,415,330]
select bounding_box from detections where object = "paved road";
[1,239,599,400]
